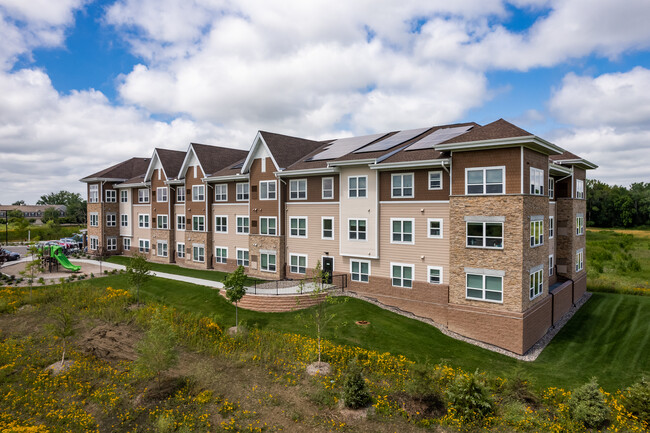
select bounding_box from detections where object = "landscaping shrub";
[568,377,610,428]
[623,377,650,424]
[446,371,494,422]
[342,363,372,409]
[500,373,540,407]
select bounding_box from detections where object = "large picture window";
[192,215,205,231]
[215,247,227,264]
[215,216,227,233]
[391,173,413,198]
[156,187,168,202]
[105,190,116,203]
[157,214,168,229]
[193,244,205,262]
[177,215,186,230]
[138,214,150,228]
[391,263,413,288]
[89,185,98,203]
[348,176,367,198]
[576,214,584,235]
[576,179,584,199]
[260,217,277,235]
[530,168,545,195]
[530,219,544,247]
[106,213,116,227]
[176,187,185,203]
[289,179,307,200]
[350,260,370,283]
[530,267,543,300]
[237,249,249,267]
[261,251,276,272]
[348,219,367,240]
[260,181,276,200]
[466,272,503,302]
[391,219,414,244]
[466,221,503,248]
[214,184,227,201]
[192,185,205,201]
[237,216,249,234]
[466,167,504,195]
[290,217,307,238]
[236,183,249,201]
[290,254,307,274]
[138,189,149,203]
[576,249,584,272]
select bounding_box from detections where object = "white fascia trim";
[115,182,149,189]
[80,177,125,183]
[144,149,167,182]
[553,158,598,169]
[327,158,376,167]
[369,158,450,170]
[275,167,340,177]
[204,173,250,183]
[241,132,280,174]
[165,179,185,185]
[436,136,564,155]
[340,253,380,259]
[177,144,206,180]
[549,162,573,176]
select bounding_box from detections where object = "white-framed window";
[260,251,276,272]
[192,185,205,202]
[123,238,131,251]
[289,179,307,200]
[548,178,555,199]
[530,167,545,195]
[90,236,98,250]
[89,185,99,203]
[391,263,414,288]
[177,242,185,259]
[391,173,414,198]
[530,219,544,247]
[290,217,307,238]
[120,214,128,227]
[138,214,150,229]
[89,213,98,227]
[192,244,205,262]
[428,218,443,239]
[192,215,205,231]
[348,219,367,240]
[466,221,503,248]
[138,188,149,203]
[429,171,443,190]
[176,187,185,203]
[576,179,584,199]
[105,189,116,203]
[260,217,277,235]
[177,215,186,230]
[466,271,503,303]
[237,249,249,267]
[576,249,584,272]
[156,187,168,202]
[290,254,307,274]
[107,237,117,251]
[322,217,334,240]
[157,214,168,230]
[391,218,414,244]
[120,190,128,203]
[530,266,543,300]
[549,216,554,239]
[428,266,443,284]
[214,184,227,201]
[350,260,370,283]
[549,255,554,276]
[236,216,249,234]
[260,180,277,200]
[348,176,367,198]
[466,166,504,195]
[236,183,249,201]
[322,177,334,199]
[157,241,168,257]
[139,239,150,253]
[215,216,228,233]
[576,214,584,235]
[215,247,227,264]
[106,213,116,227]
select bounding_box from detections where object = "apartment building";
[81,119,596,355]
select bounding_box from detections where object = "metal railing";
[248,273,347,295]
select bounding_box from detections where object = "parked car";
[0,248,20,261]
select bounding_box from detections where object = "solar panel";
[405,125,473,151]
[353,127,430,153]
[231,161,244,169]
[309,132,388,160]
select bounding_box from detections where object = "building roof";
[191,143,248,177]
[156,149,186,180]
[550,150,582,162]
[80,157,150,182]
[259,131,328,170]
[0,205,66,213]
[442,118,532,144]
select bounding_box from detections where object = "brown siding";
[250,157,279,234]
[379,169,450,201]
[286,175,340,202]
[551,281,573,325]
[451,147,521,195]
[523,148,548,195]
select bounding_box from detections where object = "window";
[576,179,584,199]
[428,219,443,239]
[105,189,116,203]
[237,249,249,267]
[192,185,205,201]
[177,215,186,230]
[215,216,227,233]
[429,171,443,190]
[322,177,334,199]
[236,183,249,201]
[350,260,370,283]
[214,184,227,201]
[107,237,117,251]
[290,254,307,274]
[466,272,503,302]
[391,173,414,198]
[176,187,185,203]
[123,238,131,251]
[193,244,205,262]
[89,185,98,203]
[576,249,584,272]
[466,167,504,195]
[549,178,555,199]
[215,247,227,264]
[576,214,584,235]
[157,241,168,257]
[391,219,414,244]
[530,219,544,247]
[530,267,543,300]
[260,251,276,272]
[89,213,98,227]
[177,243,185,259]
[322,217,334,239]
[392,263,414,288]
[260,181,276,200]
[156,187,168,202]
[530,168,545,195]
[139,239,150,253]
[466,221,503,248]
[290,217,307,238]
[236,216,249,234]
[90,236,98,250]
[138,188,149,203]
[348,219,367,240]
[138,214,150,228]
[192,216,205,231]
[290,179,307,200]
[156,214,168,229]
[106,213,116,227]
[428,266,443,284]
[121,214,128,227]
[260,217,277,235]
[348,176,367,198]
[549,216,554,239]
[549,255,554,276]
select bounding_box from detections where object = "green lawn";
[95,274,649,391]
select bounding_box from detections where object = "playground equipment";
[43,245,80,272]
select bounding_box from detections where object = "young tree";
[223,265,247,331]
[20,243,45,301]
[126,252,151,304]
[307,261,337,364]
[49,305,76,364]
[134,310,178,388]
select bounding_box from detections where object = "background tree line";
[587,180,650,228]
[2,191,86,225]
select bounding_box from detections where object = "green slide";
[51,245,81,272]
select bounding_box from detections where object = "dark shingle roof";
[156,149,186,180]
[191,143,248,177]
[550,150,582,161]
[259,131,328,169]
[443,118,532,144]
[81,157,150,181]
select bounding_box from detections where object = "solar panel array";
[353,127,430,153]
[308,132,388,160]
[406,125,473,151]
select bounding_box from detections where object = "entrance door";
[322,257,334,284]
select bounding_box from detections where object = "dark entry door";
[322,257,334,284]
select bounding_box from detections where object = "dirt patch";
[79,323,142,363]
[390,391,446,420]
[45,360,75,376]
[0,260,116,287]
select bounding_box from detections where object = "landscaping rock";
[306,361,331,376]
[45,360,74,376]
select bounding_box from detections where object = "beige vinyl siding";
[119,188,133,237]
[132,204,152,245]
[211,203,249,253]
[286,203,341,271]
[174,204,185,243]
[339,166,378,258]
[548,202,556,258]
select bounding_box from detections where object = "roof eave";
[436,136,564,155]
[275,167,340,177]
[370,158,450,170]
[327,158,377,167]
[204,173,250,183]
[79,177,126,183]
[115,182,149,189]
[554,158,598,170]
[549,162,573,176]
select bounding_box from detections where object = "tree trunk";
[317,323,321,363]
[61,339,66,364]
[235,302,239,330]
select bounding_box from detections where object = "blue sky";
[1,0,649,204]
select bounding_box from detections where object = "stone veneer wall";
[247,234,285,280]
[521,195,550,312]
[183,231,211,269]
[555,198,586,280]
